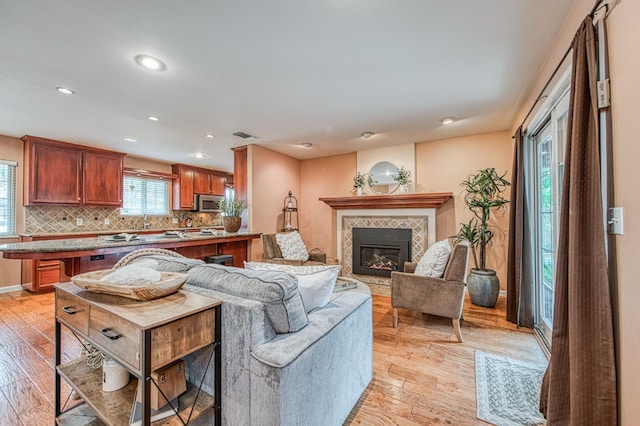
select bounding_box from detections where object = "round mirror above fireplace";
[368,161,400,195]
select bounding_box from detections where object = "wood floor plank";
[0,390,21,426]
[18,402,54,426]
[1,377,48,414]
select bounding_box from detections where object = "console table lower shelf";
[56,359,214,425]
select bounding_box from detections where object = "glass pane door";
[533,92,568,349]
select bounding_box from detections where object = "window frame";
[0,160,17,237]
[120,174,170,217]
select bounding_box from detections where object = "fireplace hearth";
[352,228,412,278]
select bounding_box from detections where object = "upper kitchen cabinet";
[22,136,125,206]
[83,151,124,206]
[172,164,227,210]
[173,165,195,210]
[194,169,227,195]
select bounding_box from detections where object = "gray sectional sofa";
[127,253,373,426]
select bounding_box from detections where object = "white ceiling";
[0,0,575,172]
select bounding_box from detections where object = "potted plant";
[456,167,510,307]
[353,171,367,196]
[392,166,412,193]
[218,196,247,233]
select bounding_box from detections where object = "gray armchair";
[262,234,326,266]
[390,241,470,342]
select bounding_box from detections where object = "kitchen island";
[0,231,261,292]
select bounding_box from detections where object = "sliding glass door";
[531,91,568,349]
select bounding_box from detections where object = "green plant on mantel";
[455,167,510,271]
[218,197,246,217]
[392,166,412,186]
[353,171,367,189]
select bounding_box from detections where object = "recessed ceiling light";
[123,137,136,143]
[441,117,455,125]
[56,87,75,95]
[361,131,375,139]
[147,116,160,121]
[193,153,207,158]
[301,143,312,148]
[205,134,215,138]
[134,55,166,71]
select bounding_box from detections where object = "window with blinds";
[0,160,17,237]
[121,175,170,216]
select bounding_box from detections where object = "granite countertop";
[0,231,261,254]
[19,227,225,238]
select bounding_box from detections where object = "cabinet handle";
[100,328,121,340]
[62,306,78,315]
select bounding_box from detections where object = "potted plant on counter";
[218,197,247,233]
[455,167,510,307]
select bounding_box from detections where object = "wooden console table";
[54,282,222,425]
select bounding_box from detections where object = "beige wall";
[300,152,357,259]
[416,131,513,287]
[247,145,301,261]
[0,135,24,288]
[607,0,640,422]
[123,155,172,173]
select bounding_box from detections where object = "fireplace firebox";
[352,228,412,277]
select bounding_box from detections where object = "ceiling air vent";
[232,131,256,139]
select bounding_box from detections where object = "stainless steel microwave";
[194,194,224,212]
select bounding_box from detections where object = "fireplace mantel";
[319,192,452,210]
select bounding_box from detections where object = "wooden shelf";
[57,358,215,425]
[319,192,453,210]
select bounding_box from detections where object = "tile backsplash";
[25,206,222,234]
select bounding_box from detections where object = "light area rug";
[475,351,547,426]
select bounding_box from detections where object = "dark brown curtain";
[540,17,617,425]
[506,126,534,328]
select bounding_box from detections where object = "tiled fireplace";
[338,209,433,285]
[320,193,452,285]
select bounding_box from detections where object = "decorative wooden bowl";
[71,270,188,301]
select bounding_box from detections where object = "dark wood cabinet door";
[193,169,211,194]
[210,174,226,195]
[29,142,82,205]
[178,168,195,209]
[83,152,124,206]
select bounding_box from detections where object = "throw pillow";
[275,231,310,262]
[245,262,341,312]
[414,239,451,277]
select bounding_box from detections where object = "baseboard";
[464,288,508,297]
[0,284,23,294]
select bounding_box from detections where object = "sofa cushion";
[128,254,205,273]
[187,264,308,333]
[245,262,341,313]
[275,231,310,262]
[415,239,451,277]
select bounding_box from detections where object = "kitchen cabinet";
[173,166,195,210]
[22,136,124,206]
[172,164,227,210]
[54,282,222,425]
[192,169,226,195]
[83,151,124,206]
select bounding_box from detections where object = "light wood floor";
[0,289,546,425]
